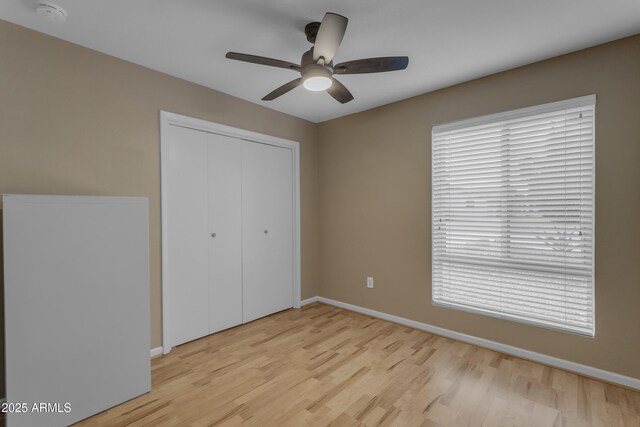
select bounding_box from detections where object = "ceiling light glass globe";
[303,75,333,91]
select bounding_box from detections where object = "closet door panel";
[165,125,210,346]
[242,141,294,323]
[208,133,243,333]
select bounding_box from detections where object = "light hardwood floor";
[79,303,640,426]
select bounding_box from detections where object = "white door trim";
[159,111,302,355]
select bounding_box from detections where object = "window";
[432,95,595,335]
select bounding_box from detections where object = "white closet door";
[208,133,243,332]
[165,125,210,346]
[242,141,294,323]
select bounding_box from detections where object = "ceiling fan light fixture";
[303,67,333,91]
[303,75,332,91]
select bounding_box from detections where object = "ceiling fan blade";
[226,52,301,71]
[262,78,304,101]
[327,78,354,104]
[334,56,409,74]
[313,13,348,63]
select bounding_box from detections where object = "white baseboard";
[150,346,163,358]
[300,296,320,306]
[313,296,640,390]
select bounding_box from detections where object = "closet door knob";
[211,233,217,238]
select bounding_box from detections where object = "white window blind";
[432,95,595,335]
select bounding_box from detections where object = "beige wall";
[318,35,640,379]
[0,19,320,355]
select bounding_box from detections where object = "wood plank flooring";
[78,303,640,426]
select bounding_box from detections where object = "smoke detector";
[36,2,67,23]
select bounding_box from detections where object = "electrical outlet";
[367,276,374,288]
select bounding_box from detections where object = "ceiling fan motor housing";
[302,64,332,79]
[301,49,333,69]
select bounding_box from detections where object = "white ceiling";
[2,1,640,122]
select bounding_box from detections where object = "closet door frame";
[160,111,301,355]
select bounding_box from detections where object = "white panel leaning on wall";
[2,194,151,427]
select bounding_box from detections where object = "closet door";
[208,133,243,333]
[165,125,210,346]
[242,141,294,323]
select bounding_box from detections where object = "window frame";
[431,95,596,336]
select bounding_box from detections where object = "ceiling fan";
[225,13,409,104]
